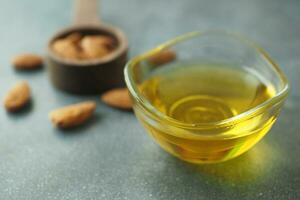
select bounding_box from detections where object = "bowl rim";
[124,30,289,129]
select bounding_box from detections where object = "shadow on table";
[192,140,280,184]
[54,113,101,136]
[140,140,282,199]
[14,65,44,74]
[5,99,33,117]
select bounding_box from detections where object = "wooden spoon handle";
[74,0,101,25]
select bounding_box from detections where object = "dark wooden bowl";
[47,0,128,94]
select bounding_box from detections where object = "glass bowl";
[124,31,289,164]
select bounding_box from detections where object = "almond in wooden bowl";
[51,39,82,60]
[51,33,116,60]
[80,35,115,59]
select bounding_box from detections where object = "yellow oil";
[138,63,277,163]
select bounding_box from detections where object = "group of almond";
[4,30,176,129]
[52,32,116,60]
[3,53,132,129]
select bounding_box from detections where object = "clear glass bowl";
[124,31,289,164]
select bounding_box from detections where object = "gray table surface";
[0,0,299,199]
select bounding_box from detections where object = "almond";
[82,35,114,49]
[80,35,114,59]
[3,81,31,112]
[52,39,81,59]
[12,54,43,70]
[148,49,176,66]
[101,88,132,110]
[49,101,96,128]
[66,32,82,43]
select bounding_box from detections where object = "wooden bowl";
[47,0,128,94]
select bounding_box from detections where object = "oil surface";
[137,63,277,163]
[140,64,275,124]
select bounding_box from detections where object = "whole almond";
[52,39,81,59]
[12,54,43,70]
[66,32,82,43]
[101,88,132,110]
[49,101,96,128]
[80,35,114,59]
[148,49,176,66]
[82,35,114,49]
[3,81,31,112]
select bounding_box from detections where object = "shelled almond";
[51,32,115,60]
[3,81,31,112]
[12,54,43,70]
[101,88,132,110]
[148,49,176,66]
[52,39,82,59]
[80,35,114,59]
[49,101,96,128]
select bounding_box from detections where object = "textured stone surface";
[0,0,299,199]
